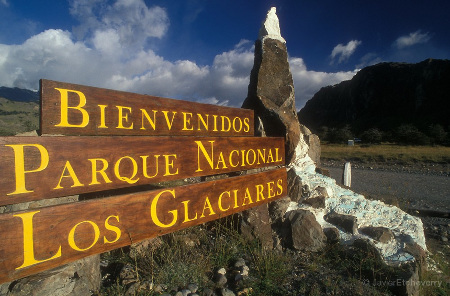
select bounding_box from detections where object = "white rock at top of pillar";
[258,7,286,43]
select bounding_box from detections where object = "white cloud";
[0,0,356,110]
[1,0,9,7]
[394,30,430,49]
[69,0,169,53]
[290,58,358,110]
[330,40,362,64]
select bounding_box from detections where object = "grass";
[99,220,426,296]
[321,143,450,164]
[0,97,39,135]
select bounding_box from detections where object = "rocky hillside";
[0,97,39,135]
[298,59,450,135]
[0,86,38,102]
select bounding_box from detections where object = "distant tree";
[360,128,383,144]
[327,125,353,144]
[395,124,430,145]
[427,124,447,145]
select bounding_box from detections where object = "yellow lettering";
[256,184,265,202]
[104,215,121,244]
[54,88,89,127]
[246,149,256,165]
[150,189,177,228]
[14,211,62,270]
[116,106,134,129]
[267,181,275,198]
[257,149,266,165]
[232,117,242,132]
[276,178,283,195]
[54,161,83,189]
[195,140,214,172]
[6,144,49,195]
[182,200,198,223]
[267,149,274,163]
[275,148,282,162]
[89,158,112,185]
[162,111,177,130]
[114,156,139,184]
[232,189,239,209]
[243,117,250,133]
[221,116,231,132]
[141,155,160,178]
[229,150,239,168]
[200,196,215,218]
[218,191,231,212]
[197,114,209,131]
[212,115,218,131]
[182,112,194,131]
[98,104,108,128]
[140,109,157,130]
[215,152,228,169]
[163,154,179,176]
[68,220,100,251]
[242,188,253,206]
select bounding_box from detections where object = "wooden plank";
[0,168,287,284]
[40,79,254,136]
[0,136,285,206]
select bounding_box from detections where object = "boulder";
[242,7,302,164]
[285,209,326,252]
[324,212,358,235]
[0,255,100,296]
[359,226,394,243]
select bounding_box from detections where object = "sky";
[1,0,449,110]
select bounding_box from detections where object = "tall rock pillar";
[242,7,303,163]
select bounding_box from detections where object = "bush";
[360,128,383,144]
[327,125,353,144]
[427,124,447,145]
[395,124,430,145]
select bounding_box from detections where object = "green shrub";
[360,128,383,144]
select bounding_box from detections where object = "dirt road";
[325,166,450,213]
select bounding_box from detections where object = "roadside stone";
[323,227,340,244]
[359,226,394,243]
[324,212,358,234]
[302,195,326,208]
[119,263,137,285]
[214,273,227,287]
[234,258,246,269]
[202,288,216,296]
[238,203,273,249]
[300,124,321,165]
[220,288,236,296]
[285,209,326,251]
[287,168,302,201]
[187,283,198,293]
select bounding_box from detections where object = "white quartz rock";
[259,7,286,43]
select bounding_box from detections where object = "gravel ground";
[323,162,450,213]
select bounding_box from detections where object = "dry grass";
[321,143,450,164]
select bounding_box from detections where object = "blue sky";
[1,0,449,109]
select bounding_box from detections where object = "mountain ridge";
[0,86,39,103]
[298,58,450,135]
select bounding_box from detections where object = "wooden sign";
[0,168,287,284]
[0,136,285,206]
[40,79,254,136]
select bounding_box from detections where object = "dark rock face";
[360,226,394,243]
[285,209,326,252]
[298,59,450,133]
[242,38,301,163]
[324,212,358,235]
